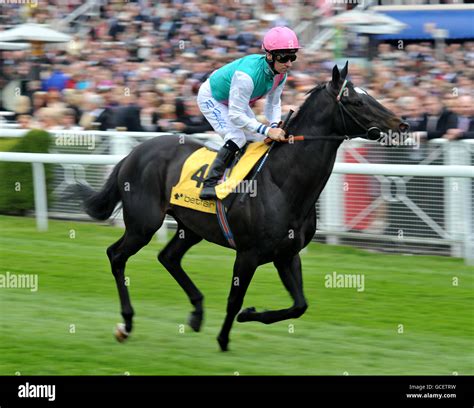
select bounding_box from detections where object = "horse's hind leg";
[158,224,204,332]
[108,229,155,342]
[237,253,308,324]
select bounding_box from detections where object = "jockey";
[197,26,300,200]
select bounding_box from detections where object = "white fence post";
[320,148,344,245]
[32,162,48,231]
[462,169,473,266]
[156,220,169,243]
[110,131,128,229]
[463,187,473,266]
[444,142,470,257]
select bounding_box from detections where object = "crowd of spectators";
[0,0,473,140]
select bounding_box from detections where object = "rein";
[264,80,381,144]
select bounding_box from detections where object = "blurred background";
[1,0,473,261]
[0,0,473,376]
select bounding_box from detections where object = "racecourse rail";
[0,129,473,265]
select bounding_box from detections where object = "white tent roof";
[0,42,30,50]
[0,23,71,43]
[321,10,406,34]
[348,25,406,35]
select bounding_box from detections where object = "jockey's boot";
[199,140,240,200]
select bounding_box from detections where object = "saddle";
[170,141,269,214]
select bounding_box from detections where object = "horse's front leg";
[217,251,258,351]
[237,253,308,324]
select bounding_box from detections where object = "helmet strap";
[265,51,279,75]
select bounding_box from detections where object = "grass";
[0,138,19,152]
[0,215,472,375]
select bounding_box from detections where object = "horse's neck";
[267,95,344,215]
[270,127,342,215]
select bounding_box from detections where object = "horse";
[73,62,408,351]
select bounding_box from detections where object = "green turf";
[0,215,472,375]
[0,138,18,152]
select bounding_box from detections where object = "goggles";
[273,53,297,63]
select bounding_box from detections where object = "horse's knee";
[293,303,308,318]
[107,248,126,276]
[157,250,172,267]
[106,245,114,262]
[226,299,243,316]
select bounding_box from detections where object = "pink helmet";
[262,27,301,52]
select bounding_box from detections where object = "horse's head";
[328,61,409,140]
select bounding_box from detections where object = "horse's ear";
[340,61,349,80]
[331,64,340,86]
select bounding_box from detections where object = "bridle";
[243,80,383,204]
[264,80,385,144]
[334,79,383,141]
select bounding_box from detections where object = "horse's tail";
[72,159,124,221]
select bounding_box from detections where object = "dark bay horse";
[74,63,408,351]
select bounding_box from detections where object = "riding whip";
[239,109,295,203]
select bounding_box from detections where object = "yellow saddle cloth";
[170,141,269,214]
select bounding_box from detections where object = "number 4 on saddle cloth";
[170,142,270,214]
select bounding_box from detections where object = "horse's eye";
[355,100,364,107]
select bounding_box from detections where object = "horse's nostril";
[399,122,409,132]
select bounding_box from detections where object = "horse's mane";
[288,83,327,128]
[305,83,326,96]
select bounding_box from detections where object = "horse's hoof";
[217,336,229,352]
[114,323,130,343]
[188,310,203,332]
[237,307,256,323]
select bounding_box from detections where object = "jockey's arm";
[264,78,285,128]
[228,71,271,137]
